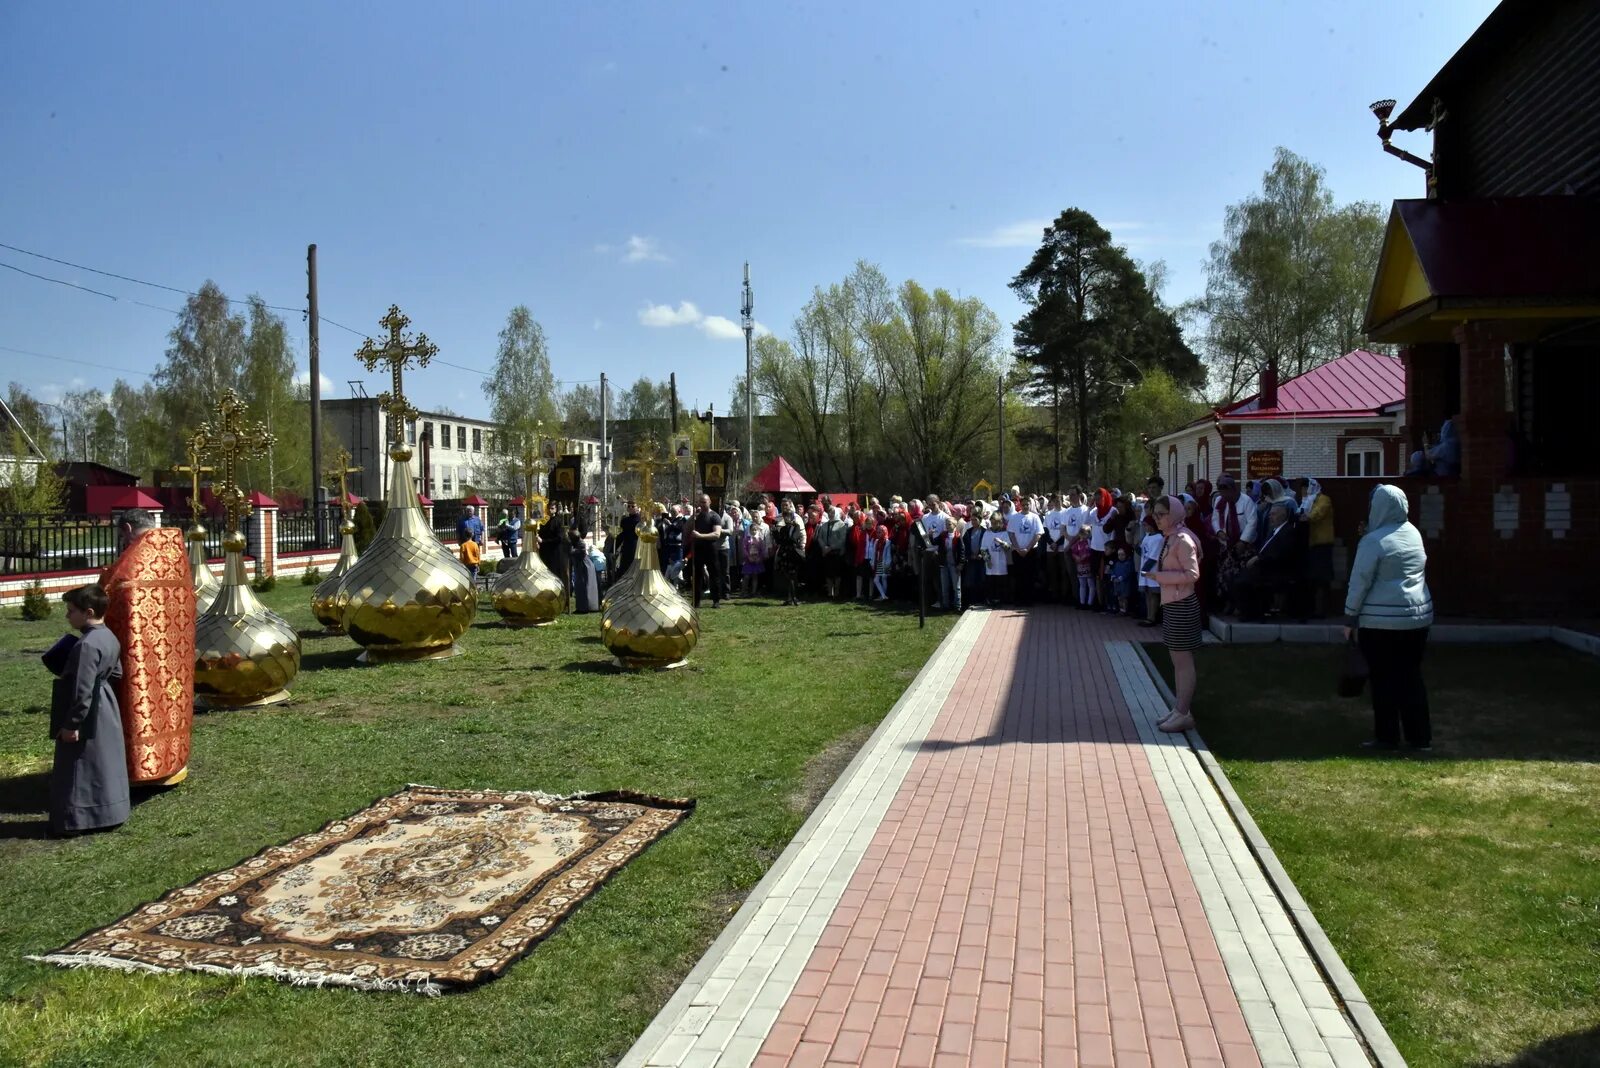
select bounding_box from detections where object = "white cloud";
[639,301,703,327]
[623,235,668,263]
[957,219,1051,248]
[639,301,762,341]
[294,370,335,393]
[699,315,743,340]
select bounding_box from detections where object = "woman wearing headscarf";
[773,497,807,606]
[848,507,870,600]
[1294,477,1335,617]
[817,506,850,599]
[1426,418,1461,477]
[1148,495,1203,734]
[1345,484,1434,751]
[868,518,893,601]
[1185,480,1219,622]
[962,503,988,608]
[739,509,769,599]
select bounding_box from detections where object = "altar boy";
[47,585,129,836]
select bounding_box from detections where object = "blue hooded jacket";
[1344,484,1433,630]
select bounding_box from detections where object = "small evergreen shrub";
[251,575,277,594]
[301,567,324,586]
[20,580,51,621]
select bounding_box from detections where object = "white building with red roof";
[1147,350,1407,488]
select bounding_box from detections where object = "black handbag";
[1337,635,1368,698]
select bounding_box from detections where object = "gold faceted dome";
[187,521,221,615]
[312,520,360,632]
[601,531,699,669]
[491,547,565,626]
[334,446,477,663]
[194,548,301,709]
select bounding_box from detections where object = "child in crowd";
[1070,528,1094,608]
[1139,515,1164,627]
[1109,546,1135,616]
[979,514,1012,606]
[459,531,482,583]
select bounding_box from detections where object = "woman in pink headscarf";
[1148,495,1203,734]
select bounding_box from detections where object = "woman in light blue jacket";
[1344,484,1434,751]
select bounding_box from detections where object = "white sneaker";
[1158,713,1195,734]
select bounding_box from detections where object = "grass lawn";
[1149,640,1600,1068]
[0,584,951,1068]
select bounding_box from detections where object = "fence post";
[245,493,280,578]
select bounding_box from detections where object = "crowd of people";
[597,475,1338,624]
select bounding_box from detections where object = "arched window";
[1344,438,1383,477]
[1198,438,1211,482]
[1168,446,1178,489]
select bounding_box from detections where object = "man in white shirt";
[1210,475,1257,549]
[1042,492,1071,603]
[1005,495,1044,605]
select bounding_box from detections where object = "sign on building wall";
[1246,451,1283,480]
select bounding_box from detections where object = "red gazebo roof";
[417,494,433,506]
[462,493,490,506]
[247,491,279,508]
[745,456,815,494]
[105,488,164,510]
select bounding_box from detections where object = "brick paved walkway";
[623,608,1389,1068]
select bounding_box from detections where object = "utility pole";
[741,262,754,472]
[997,374,1005,493]
[670,371,681,500]
[308,244,325,546]
[599,372,609,517]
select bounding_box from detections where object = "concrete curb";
[1209,616,1600,656]
[1132,642,1410,1068]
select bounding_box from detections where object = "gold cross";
[172,433,214,519]
[324,447,362,520]
[354,304,438,446]
[196,389,275,537]
[619,438,671,506]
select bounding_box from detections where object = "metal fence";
[275,506,343,553]
[0,513,122,575]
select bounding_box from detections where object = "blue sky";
[1,0,1495,416]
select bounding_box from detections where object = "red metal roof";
[1225,350,1405,420]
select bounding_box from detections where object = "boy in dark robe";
[48,584,130,836]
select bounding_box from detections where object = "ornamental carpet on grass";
[30,786,692,995]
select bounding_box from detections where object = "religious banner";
[548,455,582,507]
[1246,451,1283,480]
[696,449,736,510]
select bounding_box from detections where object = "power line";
[3,240,613,390]
[0,240,304,315]
[0,343,154,379]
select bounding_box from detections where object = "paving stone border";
[621,611,991,1068]
[1125,641,1408,1068]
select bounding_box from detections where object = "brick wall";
[1157,426,1223,490]
[1317,475,1599,619]
[1236,420,1403,480]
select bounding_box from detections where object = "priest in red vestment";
[99,508,195,785]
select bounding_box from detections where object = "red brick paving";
[752,608,1261,1067]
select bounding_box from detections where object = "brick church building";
[1360,0,1599,617]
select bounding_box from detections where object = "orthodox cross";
[198,389,275,537]
[355,305,438,447]
[172,431,214,521]
[325,447,362,520]
[619,438,672,506]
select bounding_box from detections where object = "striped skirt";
[1162,593,1203,652]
